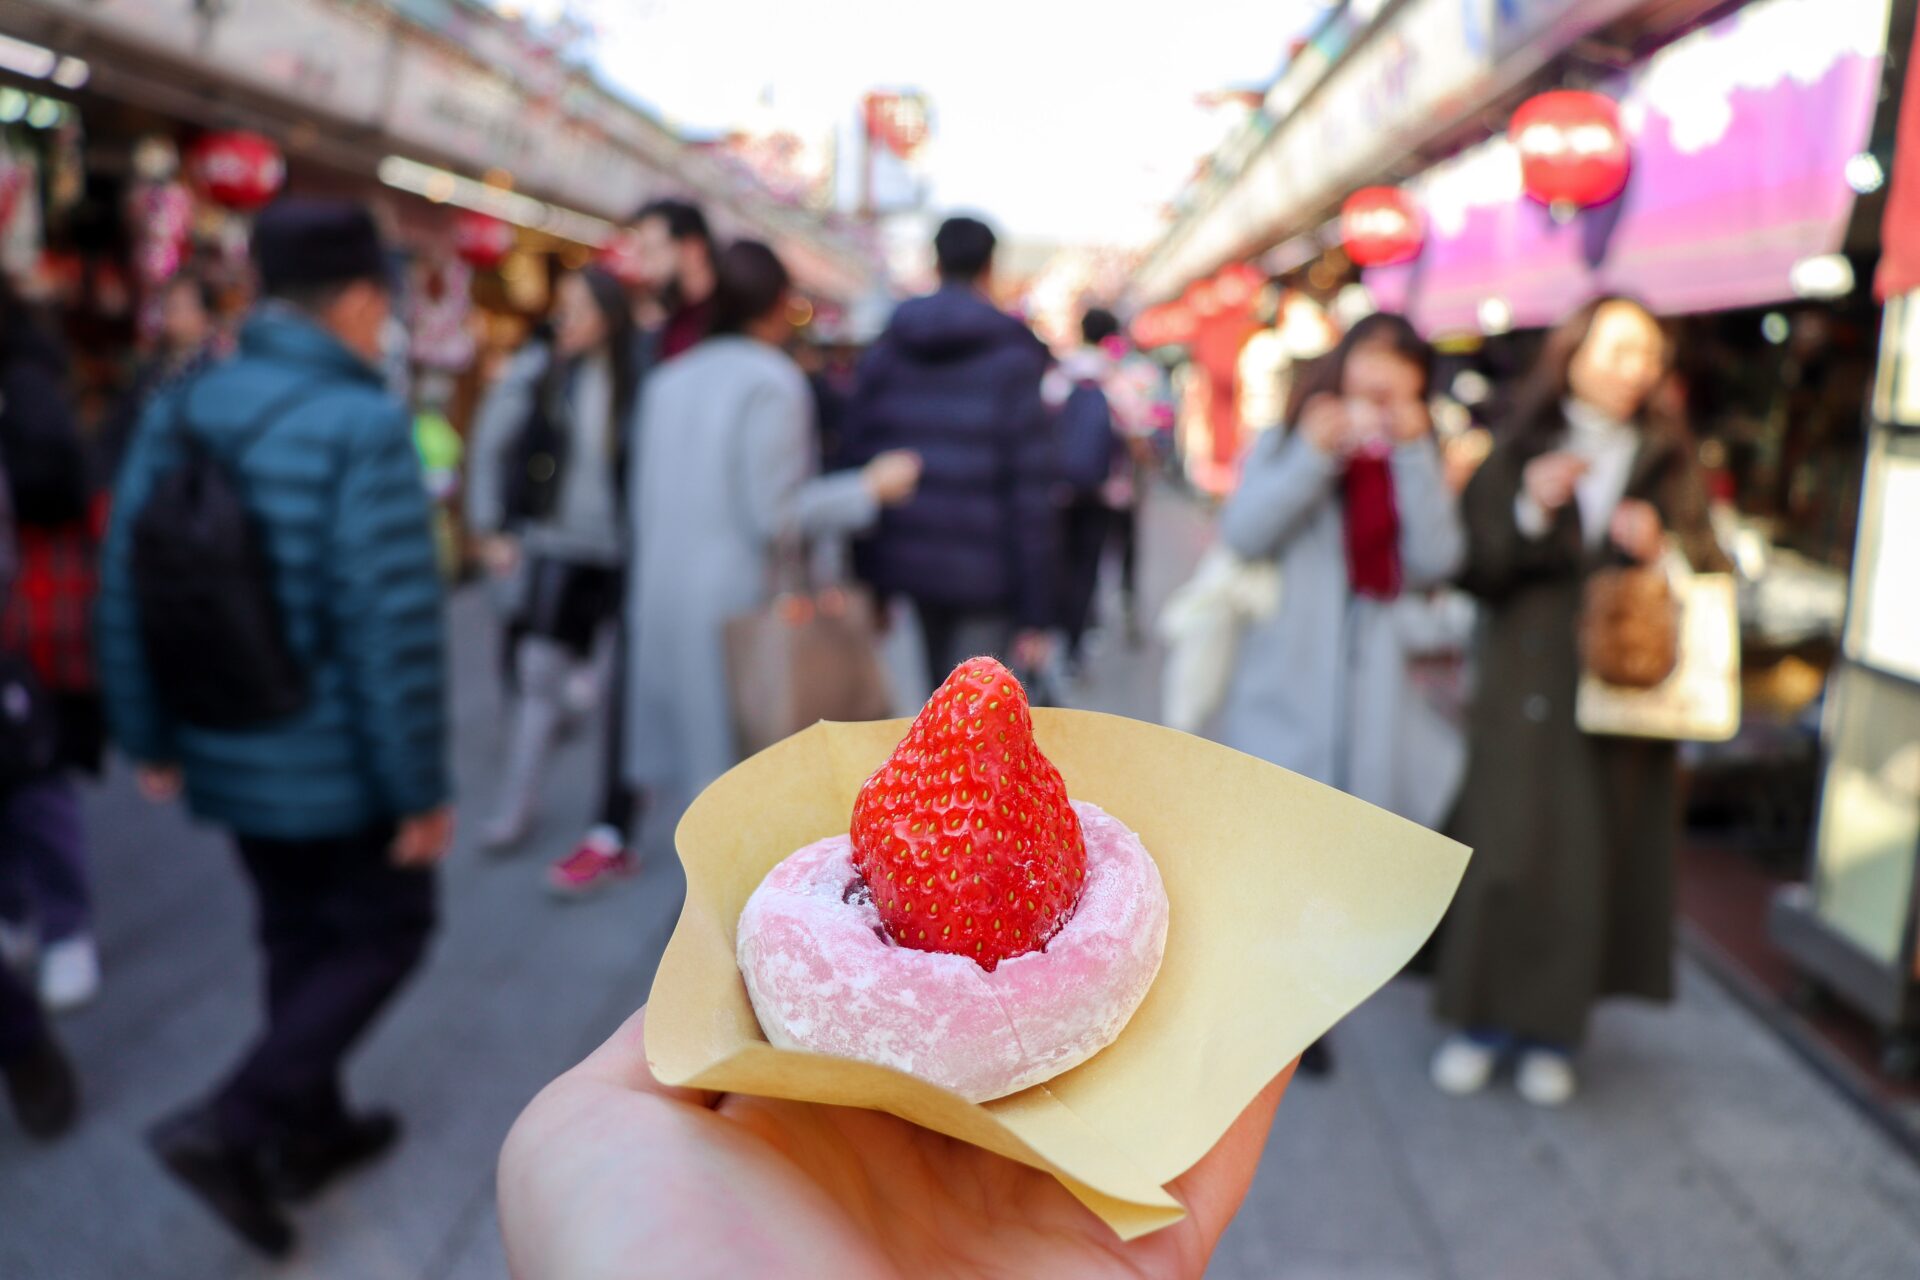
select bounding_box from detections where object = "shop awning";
[1368,0,1888,334]
[1875,11,1920,299]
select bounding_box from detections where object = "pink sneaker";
[545,837,638,899]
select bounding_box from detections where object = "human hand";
[478,534,521,578]
[1296,395,1352,457]
[499,1005,1292,1280]
[1609,498,1665,564]
[392,806,455,867]
[136,764,183,803]
[862,451,923,506]
[1443,428,1493,495]
[1521,451,1589,512]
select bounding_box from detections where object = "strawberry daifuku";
[850,657,1086,970]
[734,659,1170,1102]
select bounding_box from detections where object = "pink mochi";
[736,800,1169,1102]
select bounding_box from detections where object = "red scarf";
[1342,453,1402,599]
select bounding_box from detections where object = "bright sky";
[543,0,1326,247]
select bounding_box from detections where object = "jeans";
[1466,1027,1572,1058]
[207,824,437,1145]
[0,775,91,944]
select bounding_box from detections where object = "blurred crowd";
[0,186,1732,1260]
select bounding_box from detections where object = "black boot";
[268,1109,402,1202]
[147,1108,295,1259]
[2,1033,78,1140]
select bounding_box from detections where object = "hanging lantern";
[1132,303,1196,349]
[1340,187,1424,267]
[187,131,285,211]
[1211,262,1265,309]
[1509,90,1631,213]
[454,211,514,270]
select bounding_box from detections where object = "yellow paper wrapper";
[646,709,1470,1240]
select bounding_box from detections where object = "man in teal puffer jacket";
[96,200,451,1258]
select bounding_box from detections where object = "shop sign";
[203,0,393,126]
[29,0,204,60]
[1483,0,1645,60]
[1137,0,1494,302]
[385,43,543,183]
[1366,0,1891,334]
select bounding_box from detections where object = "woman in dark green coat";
[1433,297,1727,1106]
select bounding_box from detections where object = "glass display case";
[1773,307,1920,1074]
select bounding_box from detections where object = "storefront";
[0,0,878,401]
[1130,0,1920,1113]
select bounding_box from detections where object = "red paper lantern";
[1341,186,1424,267]
[187,131,285,211]
[454,212,515,270]
[1131,303,1195,350]
[1509,90,1631,211]
[1211,262,1264,308]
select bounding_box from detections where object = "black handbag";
[502,368,568,524]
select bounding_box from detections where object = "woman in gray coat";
[1219,313,1467,825]
[620,241,919,809]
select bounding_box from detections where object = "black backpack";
[1056,379,1119,498]
[130,382,320,730]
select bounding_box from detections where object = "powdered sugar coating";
[736,800,1168,1102]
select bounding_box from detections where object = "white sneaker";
[0,918,37,974]
[1515,1049,1577,1107]
[38,935,101,1012]
[1430,1034,1499,1096]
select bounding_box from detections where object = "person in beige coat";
[620,242,920,817]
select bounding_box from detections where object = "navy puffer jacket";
[844,286,1056,626]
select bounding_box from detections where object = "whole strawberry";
[850,657,1087,971]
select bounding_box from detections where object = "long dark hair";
[1506,294,1679,447]
[571,265,639,427]
[1283,311,1433,426]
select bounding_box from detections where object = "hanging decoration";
[1210,261,1266,309]
[454,211,514,270]
[408,256,476,373]
[1131,303,1196,349]
[1509,90,1631,213]
[1340,187,1424,267]
[187,131,285,211]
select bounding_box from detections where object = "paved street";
[6,489,1920,1278]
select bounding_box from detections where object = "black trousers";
[0,957,45,1064]
[916,604,1015,689]
[210,825,436,1146]
[1060,500,1112,659]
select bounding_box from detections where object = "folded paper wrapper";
[646,709,1470,1241]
